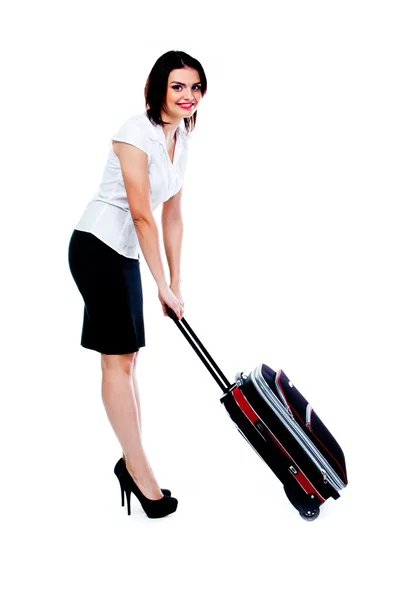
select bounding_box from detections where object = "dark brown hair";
[144,50,207,134]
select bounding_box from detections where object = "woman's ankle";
[125,460,162,498]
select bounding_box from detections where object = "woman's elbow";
[131,212,154,229]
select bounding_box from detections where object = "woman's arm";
[113,141,169,289]
[161,187,184,287]
[113,141,183,318]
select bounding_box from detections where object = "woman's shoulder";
[111,113,156,158]
[116,112,153,135]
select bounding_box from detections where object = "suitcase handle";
[166,306,232,393]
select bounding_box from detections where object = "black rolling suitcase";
[167,307,348,520]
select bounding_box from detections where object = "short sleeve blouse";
[74,112,191,259]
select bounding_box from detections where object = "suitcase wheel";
[284,484,321,521]
[299,507,320,521]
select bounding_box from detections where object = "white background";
[1,1,399,598]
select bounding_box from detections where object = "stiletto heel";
[119,479,124,507]
[125,487,131,516]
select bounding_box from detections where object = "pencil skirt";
[68,229,145,354]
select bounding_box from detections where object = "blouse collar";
[142,111,191,143]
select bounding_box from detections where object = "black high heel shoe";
[114,458,171,497]
[114,460,178,519]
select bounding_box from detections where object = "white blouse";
[74,111,191,259]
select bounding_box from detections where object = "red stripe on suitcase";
[232,386,325,503]
[232,386,261,423]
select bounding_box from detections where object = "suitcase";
[166,307,348,520]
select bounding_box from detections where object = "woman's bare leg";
[101,351,163,500]
[123,352,142,465]
[132,362,142,431]
[122,353,142,459]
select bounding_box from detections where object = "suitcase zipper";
[275,375,295,419]
[305,404,313,432]
[276,370,311,427]
[251,365,346,492]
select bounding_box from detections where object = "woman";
[68,50,207,519]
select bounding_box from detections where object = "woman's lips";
[178,103,194,109]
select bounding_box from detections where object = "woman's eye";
[172,85,201,90]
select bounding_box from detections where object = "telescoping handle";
[166,306,232,393]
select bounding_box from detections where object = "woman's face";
[162,67,203,120]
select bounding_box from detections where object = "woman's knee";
[132,349,140,370]
[101,352,137,376]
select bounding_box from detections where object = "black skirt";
[68,229,145,354]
